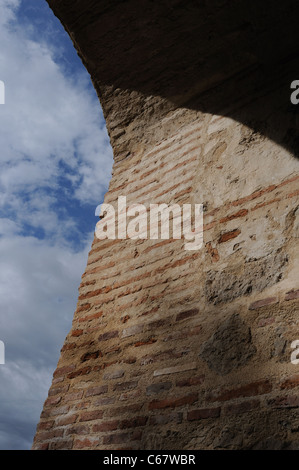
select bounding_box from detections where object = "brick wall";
[32,0,299,450]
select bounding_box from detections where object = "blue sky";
[0,0,113,449]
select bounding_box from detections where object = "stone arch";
[32,0,299,450]
[46,0,299,158]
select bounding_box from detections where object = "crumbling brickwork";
[33,0,299,450]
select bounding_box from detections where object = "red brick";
[176,308,199,322]
[73,438,100,449]
[176,375,205,387]
[122,324,143,338]
[106,345,121,355]
[80,350,102,362]
[153,362,196,377]
[52,377,64,385]
[93,361,117,371]
[223,399,260,415]
[56,415,78,426]
[249,297,278,310]
[61,343,77,352]
[113,381,138,392]
[251,198,281,212]
[145,318,170,331]
[36,428,64,441]
[206,242,220,263]
[119,416,148,429]
[65,424,90,436]
[172,185,192,200]
[143,239,175,253]
[204,221,217,231]
[49,439,74,450]
[67,366,92,380]
[95,397,116,406]
[103,431,142,445]
[44,396,61,407]
[285,290,299,301]
[149,412,183,425]
[155,253,199,275]
[75,303,92,314]
[74,401,91,410]
[140,306,160,317]
[71,329,83,337]
[121,315,130,323]
[123,356,137,364]
[280,375,299,390]
[79,410,104,422]
[218,229,241,243]
[98,330,119,342]
[134,338,157,347]
[108,404,143,417]
[85,385,108,397]
[41,405,69,418]
[187,407,220,420]
[278,175,299,187]
[219,209,248,224]
[79,280,96,289]
[37,420,54,431]
[88,239,120,256]
[53,365,75,378]
[48,385,69,396]
[140,350,175,366]
[114,272,151,290]
[92,420,119,432]
[269,395,299,408]
[209,380,272,402]
[119,390,141,401]
[33,443,49,450]
[163,326,201,342]
[64,391,84,402]
[78,312,103,323]
[78,286,112,301]
[231,184,277,207]
[288,189,299,198]
[257,317,275,327]
[103,369,125,380]
[146,382,172,395]
[149,393,198,410]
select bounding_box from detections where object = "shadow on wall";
[47,0,299,158]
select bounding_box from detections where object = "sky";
[0,0,113,450]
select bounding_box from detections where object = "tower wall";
[33,0,299,450]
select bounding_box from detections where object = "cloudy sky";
[0,0,113,449]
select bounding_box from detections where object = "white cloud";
[0,360,54,450]
[0,234,92,393]
[0,0,113,449]
[0,0,113,236]
[0,233,93,450]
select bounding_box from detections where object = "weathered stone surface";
[205,250,288,304]
[200,314,256,375]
